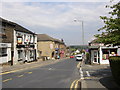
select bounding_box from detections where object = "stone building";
[0,17,37,65]
[37,34,66,60]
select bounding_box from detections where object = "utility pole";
[74,19,84,45]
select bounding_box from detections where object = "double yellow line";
[0,64,42,75]
[70,79,80,90]
[70,62,82,89]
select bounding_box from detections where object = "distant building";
[37,34,66,60]
[69,45,89,50]
[0,17,37,65]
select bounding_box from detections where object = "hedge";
[109,56,120,85]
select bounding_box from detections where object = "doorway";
[92,50,99,64]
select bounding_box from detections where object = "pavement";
[80,60,120,90]
[1,57,69,75]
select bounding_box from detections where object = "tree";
[95,1,120,45]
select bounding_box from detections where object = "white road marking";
[79,68,84,80]
[48,68,52,70]
[86,71,90,77]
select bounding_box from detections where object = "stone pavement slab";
[80,63,120,90]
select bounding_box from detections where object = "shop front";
[0,43,11,64]
[60,50,65,58]
[89,46,99,64]
[55,48,60,59]
[89,46,118,64]
[99,47,118,64]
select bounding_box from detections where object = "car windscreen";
[76,56,82,57]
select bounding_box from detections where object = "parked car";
[70,55,74,58]
[75,54,83,61]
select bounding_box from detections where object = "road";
[2,58,80,88]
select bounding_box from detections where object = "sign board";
[17,37,22,44]
[50,44,53,49]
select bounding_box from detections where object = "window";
[24,34,26,44]
[102,49,109,60]
[17,36,23,44]
[0,28,5,34]
[18,50,22,59]
[30,50,34,58]
[0,48,7,57]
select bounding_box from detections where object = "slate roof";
[15,23,34,34]
[37,34,55,41]
[37,34,64,44]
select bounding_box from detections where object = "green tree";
[95,1,120,45]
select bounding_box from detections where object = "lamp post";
[74,19,84,45]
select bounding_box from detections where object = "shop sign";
[0,43,8,47]
[17,37,22,44]
[50,44,53,49]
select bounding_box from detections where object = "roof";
[37,34,55,41]
[15,23,34,34]
[37,34,65,44]
[0,17,35,34]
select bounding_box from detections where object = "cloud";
[2,2,108,28]
[2,0,119,2]
[1,2,112,45]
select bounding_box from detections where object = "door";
[93,50,98,64]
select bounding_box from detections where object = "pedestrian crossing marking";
[86,71,90,77]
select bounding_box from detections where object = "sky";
[1,0,118,46]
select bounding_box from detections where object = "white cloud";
[2,0,119,2]
[2,2,108,29]
[1,2,112,45]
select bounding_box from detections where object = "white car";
[75,54,83,61]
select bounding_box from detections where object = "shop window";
[0,48,7,57]
[18,50,22,61]
[110,49,117,56]
[30,50,34,58]
[102,49,109,60]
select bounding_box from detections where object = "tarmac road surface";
[2,58,80,88]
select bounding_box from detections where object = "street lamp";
[74,19,84,45]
